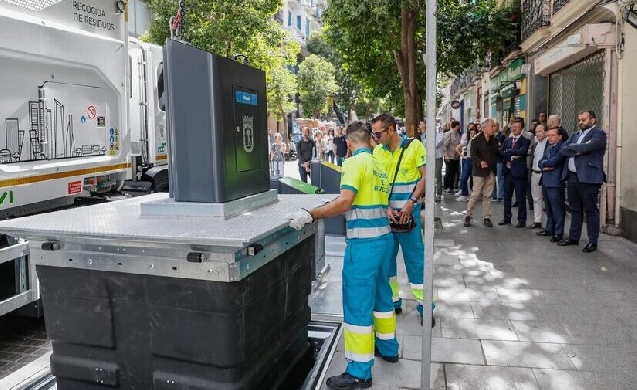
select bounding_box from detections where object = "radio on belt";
[163,39,269,203]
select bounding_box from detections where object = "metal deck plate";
[0,194,333,248]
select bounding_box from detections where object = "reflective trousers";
[343,234,399,380]
[388,204,425,315]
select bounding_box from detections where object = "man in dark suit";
[537,126,567,242]
[557,110,607,253]
[499,118,531,227]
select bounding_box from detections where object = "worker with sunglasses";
[372,114,432,326]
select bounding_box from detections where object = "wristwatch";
[409,195,418,203]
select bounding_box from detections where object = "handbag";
[388,139,416,233]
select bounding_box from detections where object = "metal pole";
[421,0,437,388]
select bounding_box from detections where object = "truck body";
[0,0,167,317]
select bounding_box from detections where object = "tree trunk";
[395,2,421,138]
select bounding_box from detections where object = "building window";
[305,17,310,36]
[297,15,302,30]
[288,11,292,26]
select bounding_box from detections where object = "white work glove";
[287,209,314,230]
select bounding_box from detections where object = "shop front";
[535,22,618,230]
[490,58,529,129]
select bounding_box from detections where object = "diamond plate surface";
[0,0,63,11]
[0,194,333,248]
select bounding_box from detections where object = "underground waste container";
[0,193,328,390]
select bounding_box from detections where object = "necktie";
[506,138,517,169]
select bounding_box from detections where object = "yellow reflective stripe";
[345,351,375,362]
[373,311,394,319]
[389,278,400,302]
[374,314,396,336]
[344,326,374,357]
[376,332,396,340]
[0,162,130,189]
[410,283,424,304]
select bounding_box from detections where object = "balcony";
[521,0,550,41]
[552,0,570,14]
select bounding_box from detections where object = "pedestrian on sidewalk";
[558,110,607,253]
[287,121,399,390]
[491,121,506,202]
[334,126,348,166]
[372,114,429,323]
[326,128,336,163]
[456,124,477,202]
[464,118,499,227]
[537,126,567,242]
[269,133,287,179]
[443,121,461,194]
[296,127,316,183]
[499,118,531,227]
[434,124,444,202]
[529,124,548,229]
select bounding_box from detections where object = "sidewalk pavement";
[315,193,637,390]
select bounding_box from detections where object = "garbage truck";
[0,0,168,317]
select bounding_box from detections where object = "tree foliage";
[323,0,518,133]
[307,32,362,123]
[297,54,338,118]
[144,0,300,121]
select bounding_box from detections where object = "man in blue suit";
[498,118,531,228]
[557,110,607,253]
[537,126,567,242]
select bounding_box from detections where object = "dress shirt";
[533,138,547,171]
[568,128,592,172]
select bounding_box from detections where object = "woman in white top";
[325,128,336,163]
[456,124,478,201]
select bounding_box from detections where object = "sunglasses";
[373,126,390,139]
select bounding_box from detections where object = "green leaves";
[297,54,338,117]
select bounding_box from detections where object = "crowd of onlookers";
[438,110,606,253]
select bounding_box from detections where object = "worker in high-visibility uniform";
[372,114,431,325]
[288,122,399,390]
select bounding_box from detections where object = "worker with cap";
[371,114,431,325]
[287,121,399,390]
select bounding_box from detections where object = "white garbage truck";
[0,0,168,317]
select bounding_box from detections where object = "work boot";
[374,347,399,363]
[394,307,403,315]
[326,372,372,390]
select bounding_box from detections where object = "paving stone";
[433,301,475,319]
[434,253,460,265]
[472,302,545,321]
[511,320,637,345]
[534,368,637,390]
[374,359,443,389]
[441,318,519,341]
[434,239,455,247]
[561,344,637,373]
[445,363,541,390]
[437,287,502,302]
[482,340,576,370]
[429,337,485,365]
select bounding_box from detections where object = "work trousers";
[466,172,495,219]
[388,204,425,316]
[530,171,544,223]
[343,234,399,380]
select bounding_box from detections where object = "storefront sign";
[450,100,461,109]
